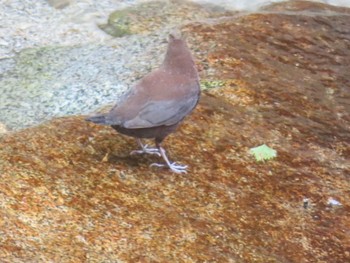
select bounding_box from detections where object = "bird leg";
[130,138,161,156]
[150,143,188,174]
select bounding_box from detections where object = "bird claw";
[150,162,188,174]
[130,144,161,156]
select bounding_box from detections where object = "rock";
[0,122,8,134]
[0,1,349,262]
[47,0,71,9]
[99,0,233,37]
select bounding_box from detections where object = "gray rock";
[0,35,167,131]
[47,0,71,9]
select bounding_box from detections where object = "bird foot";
[150,162,188,174]
[130,144,161,157]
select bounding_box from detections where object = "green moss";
[99,9,132,37]
[200,79,225,90]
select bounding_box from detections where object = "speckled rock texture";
[0,1,349,262]
[0,0,232,132]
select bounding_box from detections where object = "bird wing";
[122,90,199,129]
[102,68,200,128]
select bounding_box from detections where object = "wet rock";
[263,0,350,13]
[0,1,349,262]
[99,0,233,37]
[99,9,133,37]
[47,0,71,9]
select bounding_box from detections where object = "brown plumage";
[86,32,200,173]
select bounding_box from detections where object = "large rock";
[0,1,349,262]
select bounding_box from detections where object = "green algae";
[99,9,133,37]
[200,79,225,90]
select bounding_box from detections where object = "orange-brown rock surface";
[0,1,349,262]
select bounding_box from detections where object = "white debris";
[327,197,342,206]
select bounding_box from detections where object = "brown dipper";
[86,32,200,173]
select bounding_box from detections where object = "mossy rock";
[98,0,229,37]
[98,9,133,37]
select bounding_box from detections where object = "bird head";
[162,30,196,75]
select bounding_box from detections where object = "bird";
[86,31,200,173]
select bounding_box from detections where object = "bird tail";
[85,114,108,124]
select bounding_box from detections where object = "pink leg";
[130,138,161,156]
[150,144,188,174]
